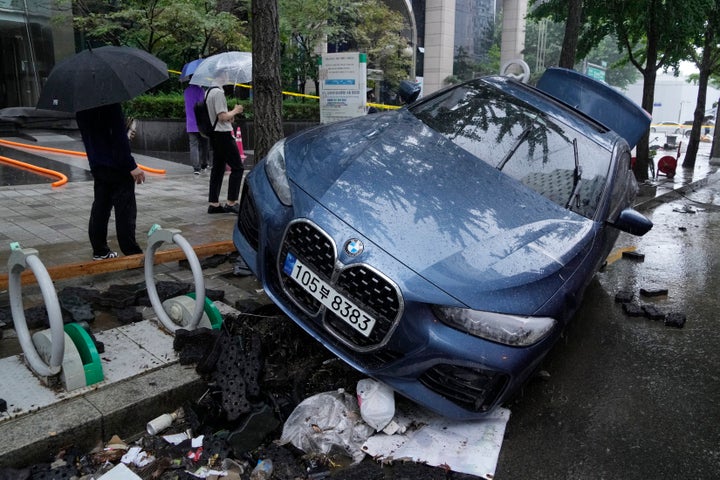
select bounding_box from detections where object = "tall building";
[0,0,73,108]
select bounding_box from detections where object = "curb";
[0,362,205,468]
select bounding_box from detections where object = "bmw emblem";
[344,238,364,256]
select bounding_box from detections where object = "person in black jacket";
[76,103,145,260]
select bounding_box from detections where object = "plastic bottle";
[249,458,273,480]
[146,411,177,435]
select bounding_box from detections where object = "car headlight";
[264,139,292,206]
[433,306,556,347]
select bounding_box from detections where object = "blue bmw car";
[233,68,653,419]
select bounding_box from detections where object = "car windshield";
[409,80,612,219]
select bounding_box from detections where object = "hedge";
[124,92,320,122]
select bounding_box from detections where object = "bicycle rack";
[7,243,103,391]
[145,225,221,333]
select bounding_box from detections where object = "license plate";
[283,252,376,337]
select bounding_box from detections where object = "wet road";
[495,179,720,479]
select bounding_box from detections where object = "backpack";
[193,87,219,138]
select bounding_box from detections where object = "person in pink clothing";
[183,82,212,174]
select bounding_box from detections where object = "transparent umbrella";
[189,52,252,87]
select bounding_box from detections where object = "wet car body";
[234,71,652,419]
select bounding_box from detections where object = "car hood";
[284,110,595,309]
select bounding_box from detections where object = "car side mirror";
[608,208,653,236]
[398,80,421,104]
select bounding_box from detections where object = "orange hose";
[0,138,167,174]
[0,154,68,187]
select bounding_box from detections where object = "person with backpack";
[183,81,211,174]
[203,72,244,214]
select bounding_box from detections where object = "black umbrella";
[36,46,168,113]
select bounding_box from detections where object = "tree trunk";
[559,0,582,69]
[682,71,709,168]
[634,70,657,181]
[251,0,284,161]
[683,22,716,168]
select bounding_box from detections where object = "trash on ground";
[356,378,404,434]
[121,445,155,468]
[146,407,183,435]
[250,458,273,479]
[97,462,142,480]
[279,388,375,464]
[362,404,510,479]
[673,205,698,213]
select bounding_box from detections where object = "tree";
[682,1,720,168]
[531,0,710,181]
[279,0,343,95]
[326,0,411,98]
[524,16,638,89]
[560,0,583,68]
[70,0,249,70]
[252,0,284,160]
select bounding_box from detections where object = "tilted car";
[233,68,653,419]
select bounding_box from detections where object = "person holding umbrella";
[76,103,145,259]
[188,52,251,214]
[180,59,211,175]
[204,70,244,214]
[36,45,168,259]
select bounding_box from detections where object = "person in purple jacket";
[76,103,145,260]
[184,82,211,174]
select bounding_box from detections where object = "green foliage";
[123,93,319,121]
[72,0,250,69]
[523,16,638,89]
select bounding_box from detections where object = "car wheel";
[650,127,656,133]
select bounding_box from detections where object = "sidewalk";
[0,130,718,469]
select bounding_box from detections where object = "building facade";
[0,0,73,109]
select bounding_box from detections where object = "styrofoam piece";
[362,406,510,479]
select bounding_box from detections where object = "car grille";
[278,220,402,351]
[419,364,508,413]
[238,183,260,250]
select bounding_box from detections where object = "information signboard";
[319,52,367,124]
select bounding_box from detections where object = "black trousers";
[209,130,243,203]
[89,166,142,256]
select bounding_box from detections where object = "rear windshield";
[410,81,612,219]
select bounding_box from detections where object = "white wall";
[622,72,720,124]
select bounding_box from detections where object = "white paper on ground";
[361,406,510,479]
[98,462,142,480]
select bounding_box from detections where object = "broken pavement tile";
[640,288,669,297]
[113,307,143,325]
[664,312,687,328]
[173,327,220,366]
[622,251,645,261]
[614,290,634,303]
[641,304,666,321]
[58,292,95,323]
[622,302,644,317]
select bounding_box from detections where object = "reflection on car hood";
[284,110,595,308]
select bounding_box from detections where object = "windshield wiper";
[565,138,582,209]
[497,126,531,171]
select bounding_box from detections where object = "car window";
[410,81,611,219]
